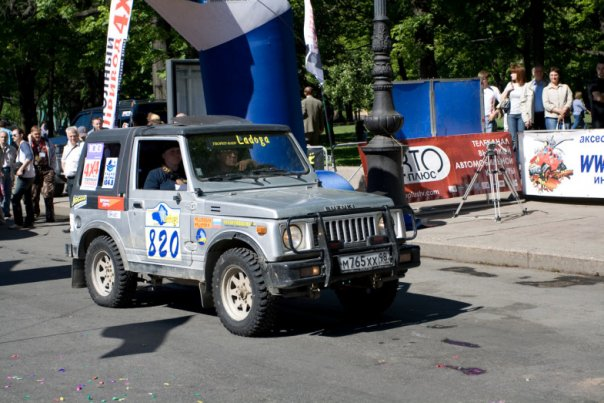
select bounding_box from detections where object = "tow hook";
[309,284,321,299]
[371,274,383,289]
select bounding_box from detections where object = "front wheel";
[212,248,275,336]
[335,280,399,317]
[85,236,136,308]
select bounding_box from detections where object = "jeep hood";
[202,187,394,219]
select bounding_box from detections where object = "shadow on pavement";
[0,261,71,286]
[112,281,478,338]
[100,315,193,358]
[270,284,480,337]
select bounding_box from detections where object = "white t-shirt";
[62,142,83,177]
[507,84,526,115]
[483,86,501,116]
[17,141,36,179]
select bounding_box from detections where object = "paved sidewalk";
[411,195,603,276]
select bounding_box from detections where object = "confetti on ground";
[441,338,481,348]
[10,354,20,360]
[58,368,66,373]
[436,363,487,375]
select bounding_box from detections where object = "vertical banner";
[102,0,134,129]
[303,0,324,84]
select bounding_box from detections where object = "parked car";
[71,100,167,130]
[51,100,167,197]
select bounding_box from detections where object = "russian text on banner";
[520,130,604,198]
[103,0,134,129]
[359,132,521,203]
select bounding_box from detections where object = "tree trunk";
[529,0,545,67]
[151,16,167,100]
[16,64,37,132]
[412,0,437,79]
[47,47,56,136]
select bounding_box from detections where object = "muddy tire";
[212,248,275,336]
[335,280,399,317]
[85,236,136,308]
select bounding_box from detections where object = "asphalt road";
[1,222,604,402]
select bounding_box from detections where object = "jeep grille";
[323,215,377,245]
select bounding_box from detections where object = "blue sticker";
[196,228,207,245]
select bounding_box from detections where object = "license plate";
[338,250,393,273]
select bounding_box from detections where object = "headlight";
[282,225,303,249]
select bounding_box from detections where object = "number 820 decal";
[145,227,181,260]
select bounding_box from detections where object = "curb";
[415,241,603,277]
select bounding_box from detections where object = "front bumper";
[266,243,420,290]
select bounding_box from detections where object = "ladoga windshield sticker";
[145,203,181,261]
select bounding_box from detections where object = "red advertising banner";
[360,132,521,203]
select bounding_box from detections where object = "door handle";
[173,193,182,205]
[133,202,143,209]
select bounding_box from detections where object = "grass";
[321,123,363,166]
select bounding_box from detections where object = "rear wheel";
[212,248,275,336]
[85,236,136,307]
[335,280,399,317]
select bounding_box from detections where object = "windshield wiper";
[251,167,305,179]
[204,173,244,181]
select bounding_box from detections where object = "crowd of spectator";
[0,121,87,230]
[480,61,600,143]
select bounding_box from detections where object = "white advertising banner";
[520,130,604,198]
[102,0,134,129]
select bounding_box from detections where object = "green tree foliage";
[1,0,604,128]
[0,0,193,132]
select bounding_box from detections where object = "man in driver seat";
[144,145,187,190]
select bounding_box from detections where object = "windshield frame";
[184,130,316,193]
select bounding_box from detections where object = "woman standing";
[500,65,534,156]
[9,128,36,229]
[543,67,573,130]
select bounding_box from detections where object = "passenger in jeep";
[217,149,256,173]
[143,145,187,190]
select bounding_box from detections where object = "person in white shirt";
[10,128,36,229]
[61,126,83,203]
[478,70,501,132]
[1,130,16,219]
[529,65,547,130]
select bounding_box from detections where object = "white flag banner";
[303,0,324,84]
[102,0,134,129]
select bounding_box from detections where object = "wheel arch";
[204,231,267,291]
[77,223,131,272]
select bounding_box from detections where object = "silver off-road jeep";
[67,116,420,336]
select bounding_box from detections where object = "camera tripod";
[453,144,527,222]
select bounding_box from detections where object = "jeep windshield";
[187,131,311,182]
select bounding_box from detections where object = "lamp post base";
[363,135,407,207]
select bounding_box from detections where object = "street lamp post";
[363,0,407,206]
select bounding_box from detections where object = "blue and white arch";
[145,0,305,146]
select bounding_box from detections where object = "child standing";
[572,91,590,129]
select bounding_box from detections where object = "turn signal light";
[300,266,321,278]
[399,252,412,263]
